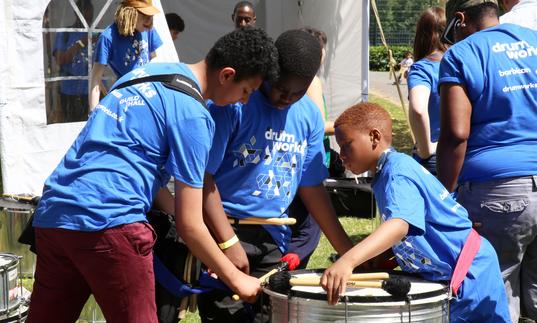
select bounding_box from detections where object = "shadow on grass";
[349,233,370,244]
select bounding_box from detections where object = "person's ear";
[218,67,237,84]
[370,129,382,146]
[455,12,466,28]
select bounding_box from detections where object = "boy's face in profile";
[335,124,378,175]
[211,74,262,106]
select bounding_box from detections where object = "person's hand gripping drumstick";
[232,261,289,301]
[321,219,409,305]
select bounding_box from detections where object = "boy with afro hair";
[320,102,510,322]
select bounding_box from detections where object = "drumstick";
[228,217,297,225]
[2,194,40,205]
[231,261,289,301]
[268,271,410,297]
[288,272,389,286]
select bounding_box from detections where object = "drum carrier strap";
[450,228,482,296]
[112,73,207,109]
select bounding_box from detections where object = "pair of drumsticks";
[268,271,410,298]
[233,266,410,300]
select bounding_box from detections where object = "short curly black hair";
[206,27,279,83]
[275,29,321,80]
[232,1,255,15]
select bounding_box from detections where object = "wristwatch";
[76,39,85,48]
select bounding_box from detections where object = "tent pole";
[362,0,370,102]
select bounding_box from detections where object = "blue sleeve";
[164,97,215,188]
[149,28,163,53]
[382,175,425,236]
[53,32,67,54]
[408,62,432,90]
[439,44,484,100]
[206,102,240,175]
[94,32,111,65]
[299,102,329,186]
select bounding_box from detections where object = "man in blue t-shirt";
[198,29,353,323]
[437,0,537,321]
[89,0,163,110]
[27,28,278,323]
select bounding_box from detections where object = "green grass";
[14,93,412,323]
[369,95,414,155]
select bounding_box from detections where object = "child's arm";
[320,218,409,305]
[202,172,250,274]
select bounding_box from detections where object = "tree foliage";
[370,0,443,46]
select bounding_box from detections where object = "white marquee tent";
[0,0,369,195]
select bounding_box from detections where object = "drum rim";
[0,254,19,270]
[0,302,28,323]
[265,269,449,303]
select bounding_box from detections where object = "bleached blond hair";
[114,4,138,36]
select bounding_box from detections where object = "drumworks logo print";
[232,127,306,212]
[492,40,537,60]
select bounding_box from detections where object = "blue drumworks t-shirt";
[439,23,537,183]
[206,91,328,251]
[373,151,473,281]
[33,63,214,231]
[407,58,441,142]
[94,23,162,77]
[53,32,90,95]
[373,150,509,321]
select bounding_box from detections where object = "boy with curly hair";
[27,27,278,323]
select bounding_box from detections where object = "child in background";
[395,51,413,84]
[89,0,163,109]
[321,102,510,322]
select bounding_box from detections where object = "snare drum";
[0,254,20,316]
[264,269,449,323]
[0,302,28,323]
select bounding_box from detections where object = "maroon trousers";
[27,222,157,323]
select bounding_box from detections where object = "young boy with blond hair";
[321,102,510,322]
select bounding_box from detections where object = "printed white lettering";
[498,67,531,77]
[95,104,124,122]
[265,128,306,154]
[119,95,145,112]
[492,41,537,60]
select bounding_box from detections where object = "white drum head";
[291,272,445,298]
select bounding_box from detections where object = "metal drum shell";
[0,207,36,277]
[0,254,20,316]
[263,269,449,323]
[0,299,29,323]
